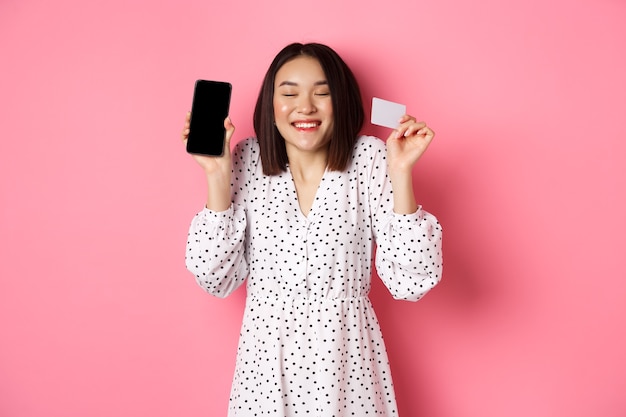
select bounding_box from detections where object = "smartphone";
[186,80,232,156]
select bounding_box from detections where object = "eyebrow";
[278,80,329,87]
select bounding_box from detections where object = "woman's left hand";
[386,115,435,173]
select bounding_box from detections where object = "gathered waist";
[247,295,370,303]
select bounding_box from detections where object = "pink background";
[1,0,625,416]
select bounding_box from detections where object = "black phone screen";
[186,80,232,156]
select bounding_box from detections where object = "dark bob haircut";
[253,43,365,176]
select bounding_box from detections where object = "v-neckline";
[287,165,328,220]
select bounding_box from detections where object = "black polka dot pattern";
[186,136,443,416]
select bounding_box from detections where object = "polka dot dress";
[186,136,443,416]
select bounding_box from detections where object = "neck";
[287,149,328,181]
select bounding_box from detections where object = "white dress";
[186,135,443,416]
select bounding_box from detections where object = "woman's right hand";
[182,112,235,211]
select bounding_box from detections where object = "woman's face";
[273,56,334,157]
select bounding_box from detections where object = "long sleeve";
[365,137,443,301]
[185,139,257,298]
[185,204,248,298]
[375,209,443,301]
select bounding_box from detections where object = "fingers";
[394,115,434,140]
[181,113,236,147]
[182,113,236,168]
[182,111,191,142]
[224,116,235,145]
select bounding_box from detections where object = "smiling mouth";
[292,122,320,129]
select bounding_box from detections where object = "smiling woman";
[182,42,442,417]
[2,0,625,416]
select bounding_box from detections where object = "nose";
[297,94,316,114]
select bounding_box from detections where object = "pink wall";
[1,0,625,416]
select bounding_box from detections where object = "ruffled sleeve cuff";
[193,203,245,238]
[199,204,234,222]
[391,205,425,227]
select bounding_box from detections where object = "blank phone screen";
[187,80,232,156]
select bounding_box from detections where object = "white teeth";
[294,122,318,128]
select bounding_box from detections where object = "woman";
[183,42,443,416]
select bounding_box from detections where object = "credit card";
[371,97,406,129]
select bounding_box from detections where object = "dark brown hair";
[253,43,364,176]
